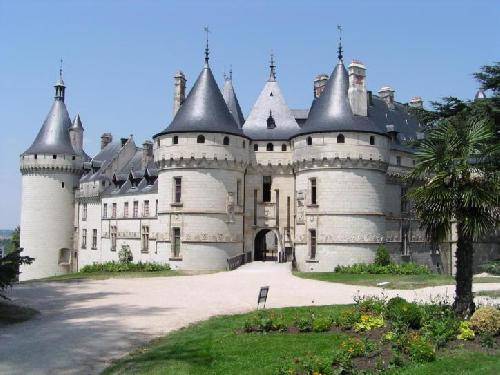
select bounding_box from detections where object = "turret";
[19,68,83,280]
[222,69,245,128]
[173,70,186,116]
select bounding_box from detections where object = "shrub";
[334,262,430,275]
[354,295,386,315]
[374,244,391,266]
[118,245,133,264]
[243,311,279,333]
[457,321,475,341]
[271,313,287,332]
[340,337,366,358]
[312,316,332,332]
[470,306,500,336]
[385,297,422,329]
[278,354,333,375]
[406,333,436,363]
[331,349,353,372]
[336,307,361,330]
[354,314,384,332]
[478,260,500,275]
[294,315,313,332]
[421,314,459,347]
[80,261,171,273]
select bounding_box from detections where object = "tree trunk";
[453,222,475,317]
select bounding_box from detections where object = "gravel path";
[1,262,498,375]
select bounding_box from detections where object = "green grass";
[0,301,39,325]
[293,272,500,289]
[475,289,500,299]
[28,270,183,282]
[103,306,500,375]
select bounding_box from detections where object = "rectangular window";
[112,203,117,218]
[155,199,159,216]
[275,189,280,227]
[174,177,182,203]
[172,227,181,257]
[310,178,317,205]
[396,156,402,166]
[82,229,87,249]
[143,200,150,217]
[103,203,108,218]
[401,187,408,213]
[286,196,291,234]
[253,189,258,225]
[124,202,129,218]
[236,179,242,206]
[310,229,317,259]
[133,201,138,218]
[141,225,150,252]
[82,203,87,221]
[92,229,97,249]
[262,176,272,202]
[110,225,117,251]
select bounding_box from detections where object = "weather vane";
[337,24,343,60]
[59,58,63,79]
[204,26,210,63]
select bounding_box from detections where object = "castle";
[19,41,440,281]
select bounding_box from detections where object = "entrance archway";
[254,229,278,261]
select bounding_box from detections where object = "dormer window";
[266,143,274,151]
[173,136,178,145]
[337,134,345,143]
[370,136,375,145]
[53,155,57,159]
[307,136,312,146]
[34,154,37,159]
[197,135,205,144]
[223,136,230,145]
[254,144,258,151]
[266,111,276,129]
[281,144,287,151]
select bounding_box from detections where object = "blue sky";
[0,0,498,229]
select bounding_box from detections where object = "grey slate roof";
[24,97,76,155]
[80,142,122,183]
[155,64,243,137]
[222,77,245,128]
[243,80,301,140]
[298,59,385,136]
[71,114,84,130]
[70,114,91,161]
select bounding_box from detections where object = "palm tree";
[409,112,499,317]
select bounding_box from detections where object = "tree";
[6,226,20,254]
[0,248,34,300]
[408,112,499,316]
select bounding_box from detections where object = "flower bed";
[80,261,171,273]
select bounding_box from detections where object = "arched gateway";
[254,229,278,261]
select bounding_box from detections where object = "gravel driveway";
[1,262,498,375]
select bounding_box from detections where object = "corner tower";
[19,70,83,280]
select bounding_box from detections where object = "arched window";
[369,136,375,145]
[223,136,230,145]
[266,143,274,151]
[337,134,345,143]
[281,144,287,151]
[197,135,205,144]
[307,136,312,146]
[173,136,178,145]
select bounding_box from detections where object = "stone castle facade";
[20,43,445,281]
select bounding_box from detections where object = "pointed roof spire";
[24,73,76,155]
[155,56,242,137]
[204,26,210,66]
[269,51,276,81]
[54,59,66,101]
[337,25,343,60]
[71,113,84,130]
[222,68,245,128]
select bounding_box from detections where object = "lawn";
[293,272,500,289]
[0,301,39,325]
[103,305,500,375]
[28,269,184,282]
[476,289,500,299]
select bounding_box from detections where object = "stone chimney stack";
[100,133,113,150]
[409,96,423,109]
[313,74,329,99]
[378,86,395,110]
[173,70,186,117]
[142,140,153,165]
[348,60,367,116]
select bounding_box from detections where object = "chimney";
[409,96,423,109]
[173,70,186,117]
[120,137,128,147]
[313,74,329,99]
[378,86,395,110]
[100,133,113,150]
[142,140,153,165]
[348,60,367,116]
[367,90,373,106]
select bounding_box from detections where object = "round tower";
[19,72,84,280]
[153,44,249,270]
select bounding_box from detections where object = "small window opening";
[197,135,205,144]
[61,182,65,188]
[223,136,230,145]
[34,154,37,159]
[242,141,246,148]
[266,143,274,151]
[281,144,287,151]
[310,178,317,205]
[72,156,76,160]
[270,92,274,97]
[262,176,272,202]
[396,156,402,166]
[310,229,317,259]
[307,136,312,146]
[266,111,276,129]
[337,134,345,143]
[173,136,178,144]
[254,144,258,151]
[369,136,375,145]
[53,155,57,159]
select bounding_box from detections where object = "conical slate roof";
[299,59,385,136]
[243,79,300,140]
[222,76,245,128]
[24,91,76,155]
[71,113,84,130]
[155,64,242,137]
